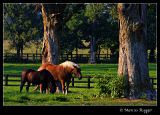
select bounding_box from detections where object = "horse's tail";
[47,71,56,93]
[20,69,31,92]
[21,70,27,81]
[21,69,34,81]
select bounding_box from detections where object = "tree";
[3,4,42,58]
[61,10,85,57]
[147,4,156,62]
[37,3,84,64]
[117,4,155,99]
[84,3,105,64]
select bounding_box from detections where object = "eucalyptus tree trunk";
[41,4,60,64]
[89,21,96,64]
[89,36,96,64]
[117,4,155,99]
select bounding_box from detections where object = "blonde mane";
[60,61,80,69]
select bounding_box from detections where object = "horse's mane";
[59,61,80,69]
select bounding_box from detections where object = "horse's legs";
[42,82,47,94]
[46,84,49,94]
[48,81,56,93]
[56,81,62,93]
[65,82,70,95]
[60,80,65,94]
[40,84,43,93]
[47,82,52,93]
[32,85,39,92]
[26,82,30,92]
[51,81,56,93]
[20,81,25,93]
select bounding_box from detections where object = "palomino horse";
[35,61,82,94]
[20,69,56,93]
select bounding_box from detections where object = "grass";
[3,86,157,106]
[3,63,156,77]
[3,63,157,106]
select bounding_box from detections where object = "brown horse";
[20,69,56,93]
[35,61,82,95]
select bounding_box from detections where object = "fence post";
[150,78,156,89]
[40,54,42,61]
[71,54,73,60]
[88,76,90,88]
[27,54,28,62]
[151,78,155,89]
[72,77,74,87]
[33,54,35,63]
[5,75,8,86]
[5,54,8,61]
[67,54,68,60]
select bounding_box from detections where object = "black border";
[2,0,159,114]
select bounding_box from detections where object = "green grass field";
[3,63,157,106]
[3,63,156,77]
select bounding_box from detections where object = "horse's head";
[60,61,82,80]
[72,65,82,80]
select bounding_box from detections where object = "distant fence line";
[3,74,157,89]
[3,53,118,63]
[3,53,156,63]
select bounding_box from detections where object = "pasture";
[3,63,157,106]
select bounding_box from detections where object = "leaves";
[4,3,43,52]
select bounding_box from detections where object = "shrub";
[95,75,125,98]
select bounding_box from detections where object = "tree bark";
[41,4,60,64]
[149,48,155,63]
[117,4,155,99]
[89,21,96,64]
[89,36,96,64]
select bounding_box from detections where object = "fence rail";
[3,52,157,63]
[2,53,119,63]
[3,74,157,89]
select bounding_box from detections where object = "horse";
[35,61,82,95]
[20,69,56,94]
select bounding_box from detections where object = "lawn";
[3,63,156,77]
[3,86,157,106]
[3,63,157,106]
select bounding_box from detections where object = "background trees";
[3,4,43,58]
[147,4,156,63]
[4,3,156,64]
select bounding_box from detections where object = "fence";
[3,53,118,63]
[3,52,157,63]
[3,74,157,89]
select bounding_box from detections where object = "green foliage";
[85,3,105,22]
[95,75,125,98]
[110,76,125,98]
[95,75,112,96]
[3,3,43,54]
[107,4,118,20]
[147,4,156,50]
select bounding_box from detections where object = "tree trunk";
[41,4,60,64]
[89,37,96,64]
[149,48,155,63]
[97,45,101,62]
[117,4,155,99]
[76,39,78,62]
[16,45,20,60]
[20,42,23,58]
